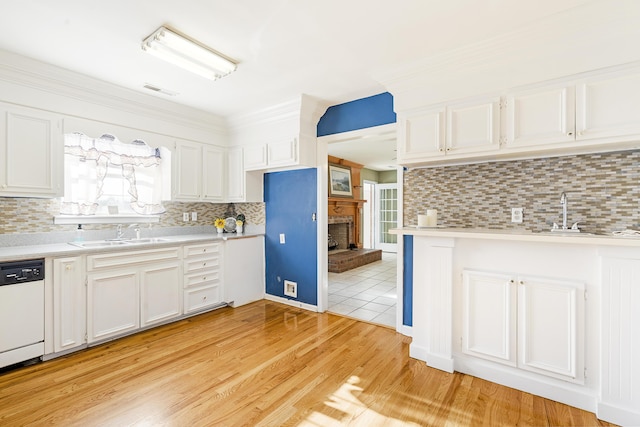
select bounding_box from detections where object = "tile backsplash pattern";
[0,199,265,235]
[404,150,640,235]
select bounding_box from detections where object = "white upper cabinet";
[243,138,299,171]
[173,140,224,202]
[399,98,499,163]
[398,106,446,160]
[227,147,263,202]
[0,103,63,198]
[446,98,500,154]
[576,69,640,141]
[505,85,576,148]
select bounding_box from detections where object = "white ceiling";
[0,0,596,168]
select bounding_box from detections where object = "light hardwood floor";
[0,301,614,426]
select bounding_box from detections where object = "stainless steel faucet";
[560,192,568,230]
[551,192,581,232]
[115,224,125,240]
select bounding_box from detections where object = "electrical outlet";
[511,207,524,223]
[279,233,286,244]
[182,212,189,222]
[284,280,297,298]
[191,212,197,221]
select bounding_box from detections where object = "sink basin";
[69,240,132,248]
[536,232,595,237]
[124,238,170,244]
[69,237,171,248]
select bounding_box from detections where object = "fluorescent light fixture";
[142,26,237,80]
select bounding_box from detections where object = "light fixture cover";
[142,26,237,80]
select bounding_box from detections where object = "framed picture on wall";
[329,164,353,197]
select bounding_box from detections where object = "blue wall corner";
[403,235,413,326]
[317,92,396,137]
[264,168,318,305]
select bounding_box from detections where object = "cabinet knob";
[439,148,444,152]
[446,148,451,151]
[203,296,207,301]
[203,276,207,280]
[66,265,72,271]
[509,279,515,284]
[519,280,524,285]
[567,131,574,136]
[203,249,207,252]
[203,262,207,267]
[577,131,583,136]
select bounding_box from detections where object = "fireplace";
[328,216,353,250]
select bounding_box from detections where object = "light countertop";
[0,232,264,263]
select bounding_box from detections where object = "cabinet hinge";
[499,136,508,146]
[84,333,88,342]
[85,277,88,287]
[584,367,587,379]
[499,100,507,109]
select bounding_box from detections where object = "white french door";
[363,180,376,249]
[375,183,397,252]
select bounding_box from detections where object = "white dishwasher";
[0,259,45,369]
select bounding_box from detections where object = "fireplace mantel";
[328,197,366,248]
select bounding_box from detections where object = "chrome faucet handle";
[571,221,581,230]
[552,222,559,230]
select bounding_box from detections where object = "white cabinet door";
[398,107,446,160]
[462,270,517,366]
[446,98,500,154]
[517,275,584,382]
[243,144,268,170]
[505,85,576,148]
[599,255,640,426]
[140,261,181,327]
[52,257,86,353]
[267,139,297,167]
[226,147,245,201]
[224,236,265,307]
[173,140,202,201]
[576,69,640,141]
[202,145,224,202]
[87,269,139,343]
[0,104,63,197]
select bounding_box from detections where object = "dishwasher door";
[0,280,45,367]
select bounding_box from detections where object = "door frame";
[375,182,398,253]
[316,123,405,333]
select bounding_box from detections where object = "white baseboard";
[264,294,318,312]
[597,401,640,426]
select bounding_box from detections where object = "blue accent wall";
[317,92,396,136]
[264,168,318,305]
[402,235,413,326]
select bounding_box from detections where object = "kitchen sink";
[536,231,595,237]
[69,237,170,248]
[124,238,171,244]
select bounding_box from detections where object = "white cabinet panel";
[267,139,297,167]
[184,284,221,314]
[52,257,86,352]
[173,140,225,202]
[506,85,575,147]
[183,242,224,313]
[140,261,181,327]
[202,145,224,202]
[243,144,268,170]
[173,140,201,201]
[224,236,265,307]
[462,270,516,366]
[87,269,139,343]
[576,70,640,140]
[517,275,584,382]
[0,104,63,197]
[447,99,500,154]
[398,107,445,160]
[599,256,640,426]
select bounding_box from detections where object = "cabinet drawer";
[183,242,220,258]
[87,247,180,271]
[184,257,219,274]
[184,284,221,313]
[184,270,220,289]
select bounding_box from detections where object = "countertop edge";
[0,232,265,263]
[390,227,640,248]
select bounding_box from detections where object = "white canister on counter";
[418,209,438,227]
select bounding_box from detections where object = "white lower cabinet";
[86,247,181,344]
[462,270,585,383]
[183,242,223,314]
[52,256,86,353]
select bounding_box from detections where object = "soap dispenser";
[75,224,84,242]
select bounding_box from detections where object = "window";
[61,133,170,216]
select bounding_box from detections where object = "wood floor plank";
[0,301,616,426]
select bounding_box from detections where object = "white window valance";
[61,133,167,215]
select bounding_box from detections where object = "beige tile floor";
[327,252,397,327]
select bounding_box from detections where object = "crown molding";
[0,49,227,136]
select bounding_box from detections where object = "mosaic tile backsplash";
[0,199,265,235]
[404,150,640,235]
